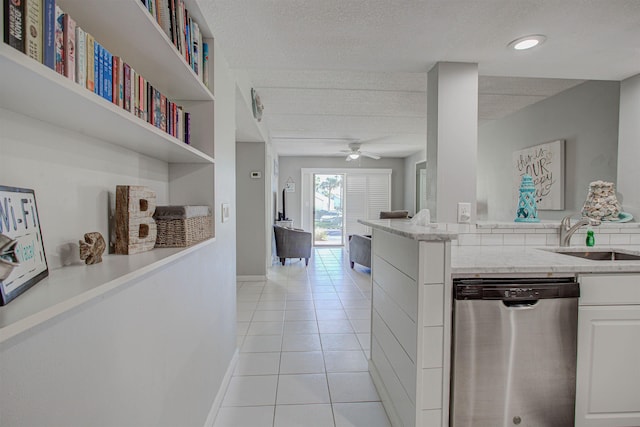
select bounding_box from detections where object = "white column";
[617,73,640,219]
[426,62,478,223]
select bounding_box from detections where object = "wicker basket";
[154,206,213,248]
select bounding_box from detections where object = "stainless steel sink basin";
[550,249,640,261]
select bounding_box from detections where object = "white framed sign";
[0,186,48,305]
[513,140,565,210]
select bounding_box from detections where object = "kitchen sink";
[549,249,640,261]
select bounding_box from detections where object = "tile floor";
[214,247,391,427]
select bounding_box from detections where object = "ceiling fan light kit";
[341,141,382,161]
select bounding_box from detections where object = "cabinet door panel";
[575,306,640,427]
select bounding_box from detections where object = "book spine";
[138,75,145,120]
[167,100,172,136]
[147,82,152,124]
[154,89,161,128]
[169,0,177,47]
[54,5,64,75]
[96,42,103,97]
[42,0,55,69]
[179,0,186,59]
[148,84,154,125]
[86,32,94,91]
[4,0,25,52]
[105,49,112,101]
[133,69,139,117]
[117,57,124,108]
[62,13,75,80]
[123,62,131,112]
[159,0,170,38]
[184,111,190,144]
[202,42,209,88]
[75,26,86,87]
[192,21,199,75]
[93,40,100,94]
[177,105,184,142]
[111,56,118,105]
[25,0,42,62]
[160,94,167,132]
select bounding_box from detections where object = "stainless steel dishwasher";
[450,277,579,427]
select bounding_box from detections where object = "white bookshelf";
[0,0,216,339]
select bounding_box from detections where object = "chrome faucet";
[559,215,600,247]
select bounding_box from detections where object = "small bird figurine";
[79,232,106,265]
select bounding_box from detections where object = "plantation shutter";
[345,172,391,236]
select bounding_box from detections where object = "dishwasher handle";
[503,300,539,308]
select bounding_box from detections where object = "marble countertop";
[452,245,640,276]
[359,219,458,241]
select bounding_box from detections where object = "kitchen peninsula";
[361,218,640,427]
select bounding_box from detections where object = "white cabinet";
[575,274,640,427]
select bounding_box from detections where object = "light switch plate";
[250,171,262,179]
[457,202,471,223]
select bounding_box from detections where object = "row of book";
[3,0,192,144]
[141,0,209,88]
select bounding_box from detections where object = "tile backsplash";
[441,222,640,246]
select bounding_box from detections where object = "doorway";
[313,174,344,246]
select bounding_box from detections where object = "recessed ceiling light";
[508,34,546,50]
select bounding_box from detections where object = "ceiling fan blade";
[345,156,352,162]
[361,151,381,160]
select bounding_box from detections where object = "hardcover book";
[202,42,209,88]
[160,94,167,132]
[154,88,161,128]
[75,25,86,87]
[158,0,170,38]
[123,62,131,112]
[104,49,112,102]
[133,68,139,117]
[42,0,55,69]
[112,55,119,105]
[95,41,102,97]
[25,0,42,62]
[54,5,64,75]
[62,13,75,81]
[117,57,124,107]
[184,111,190,144]
[86,32,94,91]
[4,0,25,52]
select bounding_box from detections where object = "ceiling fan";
[340,142,381,161]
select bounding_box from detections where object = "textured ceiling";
[199,0,639,157]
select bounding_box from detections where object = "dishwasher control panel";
[454,279,580,301]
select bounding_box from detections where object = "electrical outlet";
[457,202,471,223]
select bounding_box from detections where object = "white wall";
[617,74,640,219]
[278,156,405,230]
[236,142,267,277]
[404,149,427,216]
[427,63,478,223]
[478,80,620,221]
[0,40,238,427]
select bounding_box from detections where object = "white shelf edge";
[0,45,214,165]
[0,238,216,345]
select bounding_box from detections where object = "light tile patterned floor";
[214,247,391,427]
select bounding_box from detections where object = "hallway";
[214,248,391,427]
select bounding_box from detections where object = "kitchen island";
[361,219,640,427]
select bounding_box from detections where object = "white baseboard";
[369,359,402,427]
[203,348,239,427]
[236,275,267,282]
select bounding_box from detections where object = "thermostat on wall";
[250,171,262,179]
